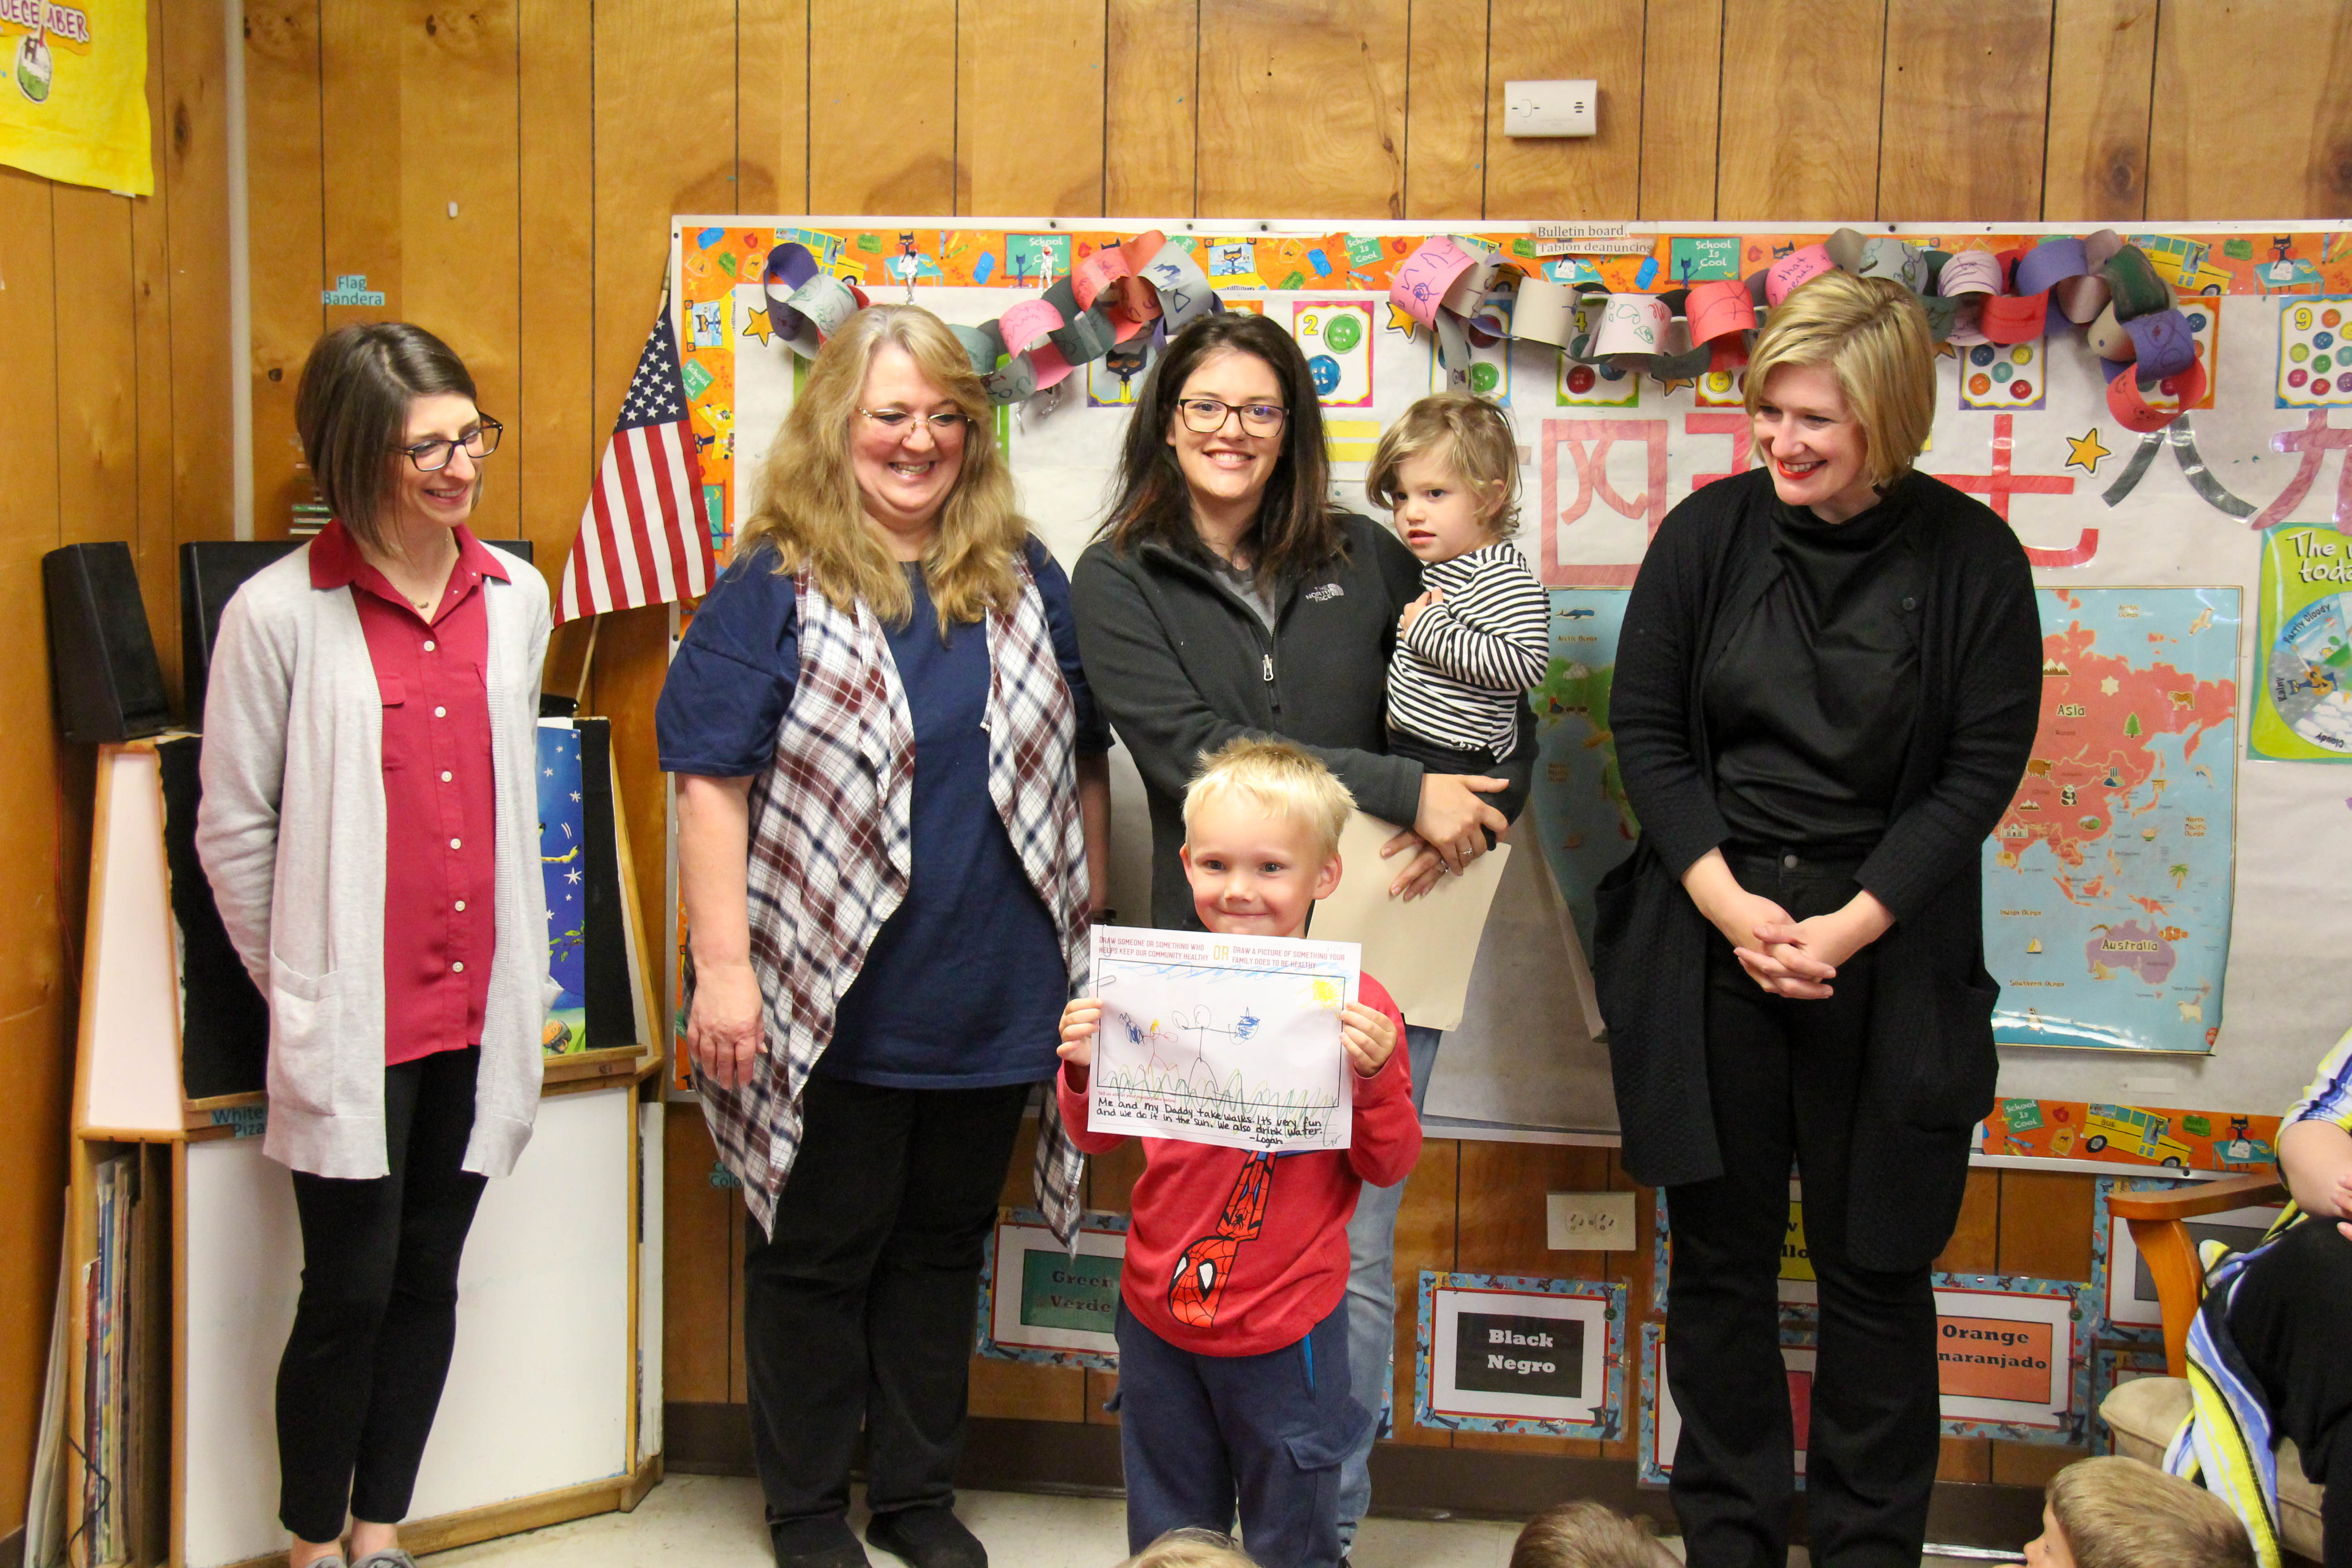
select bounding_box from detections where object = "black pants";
[744,1074,1033,1553]
[1664,854,1942,1568]
[2228,1213,2352,1566]
[278,1046,487,1543]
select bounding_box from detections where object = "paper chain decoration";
[1389,226,2215,434]
[760,228,1231,406]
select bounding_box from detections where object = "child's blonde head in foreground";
[1116,1527,1259,1568]
[1508,1500,1674,1568]
[2028,1456,2253,1568]
[1182,738,1356,867]
[1180,739,1357,940]
[1366,392,1522,543]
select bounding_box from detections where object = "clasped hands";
[1683,850,1893,1000]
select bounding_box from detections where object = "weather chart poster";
[670,216,2352,1156]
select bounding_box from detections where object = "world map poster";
[1984,588,2239,1053]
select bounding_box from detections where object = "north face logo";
[1304,583,1343,602]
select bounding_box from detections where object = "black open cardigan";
[1594,468,2043,1270]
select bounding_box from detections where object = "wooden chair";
[2102,1173,2324,1563]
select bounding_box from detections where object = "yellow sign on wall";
[0,0,151,195]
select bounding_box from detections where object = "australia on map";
[1985,588,2240,1053]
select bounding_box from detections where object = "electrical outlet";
[1504,80,1597,139]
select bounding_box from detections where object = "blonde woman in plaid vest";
[657,306,1110,1568]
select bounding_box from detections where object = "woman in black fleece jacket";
[1595,274,2041,1568]
[1071,310,1534,1553]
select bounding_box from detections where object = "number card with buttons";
[1959,338,2047,412]
[1291,301,1374,407]
[2277,297,2352,408]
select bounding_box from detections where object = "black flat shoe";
[866,1506,987,1568]
[772,1515,871,1568]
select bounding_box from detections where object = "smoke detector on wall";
[1504,80,1598,138]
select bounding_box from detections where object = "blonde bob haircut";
[1182,738,1356,865]
[1116,1528,1260,1568]
[2044,1456,2254,1568]
[1365,392,1522,539]
[735,303,1026,635]
[1508,1501,1673,1568]
[1744,270,1936,493]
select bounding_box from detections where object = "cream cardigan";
[196,542,553,1179]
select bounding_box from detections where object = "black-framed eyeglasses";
[402,417,503,472]
[1176,397,1288,436]
[858,407,972,438]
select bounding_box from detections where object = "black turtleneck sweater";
[1702,478,1924,852]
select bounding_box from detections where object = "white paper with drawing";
[1087,927,1361,1153]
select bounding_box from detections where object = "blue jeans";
[1335,1024,1441,1546]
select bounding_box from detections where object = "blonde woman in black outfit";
[1595,272,2042,1568]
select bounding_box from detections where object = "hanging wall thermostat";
[1504,80,1598,139]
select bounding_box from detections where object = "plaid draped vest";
[693,553,1089,1241]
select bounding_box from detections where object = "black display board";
[574,718,639,1050]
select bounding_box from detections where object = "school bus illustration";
[2082,1104,2195,1169]
[2132,235,2233,296]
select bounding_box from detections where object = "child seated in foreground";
[1117,1527,1260,1567]
[1058,739,1423,1568]
[2025,1456,2254,1568]
[1368,394,1551,800]
[1506,1501,1677,1568]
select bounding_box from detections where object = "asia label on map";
[1985,588,2240,1052]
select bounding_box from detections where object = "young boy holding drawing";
[1057,739,1422,1568]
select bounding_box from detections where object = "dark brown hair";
[294,322,478,554]
[1098,311,1344,581]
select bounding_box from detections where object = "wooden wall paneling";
[663,1107,735,1402]
[243,0,325,538]
[51,192,142,555]
[516,0,597,603]
[1480,0,1644,220]
[589,0,740,966]
[2042,0,2155,222]
[1991,1437,2083,1487]
[1878,0,2054,220]
[1449,1142,1609,1455]
[2147,0,2352,220]
[0,167,64,1536]
[1401,0,1487,221]
[1390,1138,1457,1448]
[131,0,181,696]
[808,0,956,215]
[318,0,403,327]
[1994,1169,2095,1281]
[739,0,810,213]
[1638,0,1723,219]
[970,1357,1089,1421]
[1715,0,1886,220]
[162,0,237,553]
[1104,0,1197,216]
[1195,0,1407,219]
[958,0,1107,215]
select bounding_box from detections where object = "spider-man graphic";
[1166,1152,1275,1327]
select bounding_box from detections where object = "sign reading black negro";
[1453,1312,1585,1400]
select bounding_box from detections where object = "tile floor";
[420,1474,2020,1568]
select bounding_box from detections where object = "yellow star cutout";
[1656,374,1700,396]
[1935,338,1960,360]
[2064,427,2112,475]
[1385,302,1421,337]
[740,305,777,347]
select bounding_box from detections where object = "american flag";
[555,294,715,622]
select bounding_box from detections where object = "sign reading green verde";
[1019,1249,1120,1334]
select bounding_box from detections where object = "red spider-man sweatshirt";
[1057,975,1420,1357]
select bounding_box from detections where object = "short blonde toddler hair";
[1365,392,1522,539]
[1116,1527,1259,1568]
[2044,1456,2254,1568]
[1183,738,1355,864]
[1508,1500,1674,1568]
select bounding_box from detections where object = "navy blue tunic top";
[657,539,1109,1088]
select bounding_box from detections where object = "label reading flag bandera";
[557,293,715,623]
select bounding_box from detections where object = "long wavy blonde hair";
[735,304,1027,634]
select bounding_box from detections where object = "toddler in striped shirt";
[1368,394,1552,810]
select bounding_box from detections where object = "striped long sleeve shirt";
[1385,541,1552,759]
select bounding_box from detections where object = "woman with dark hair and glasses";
[198,323,551,1568]
[1069,310,1534,1553]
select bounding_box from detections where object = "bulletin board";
[667,216,2352,1166]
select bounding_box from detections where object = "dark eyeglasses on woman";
[1175,397,1289,436]
[402,417,504,472]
